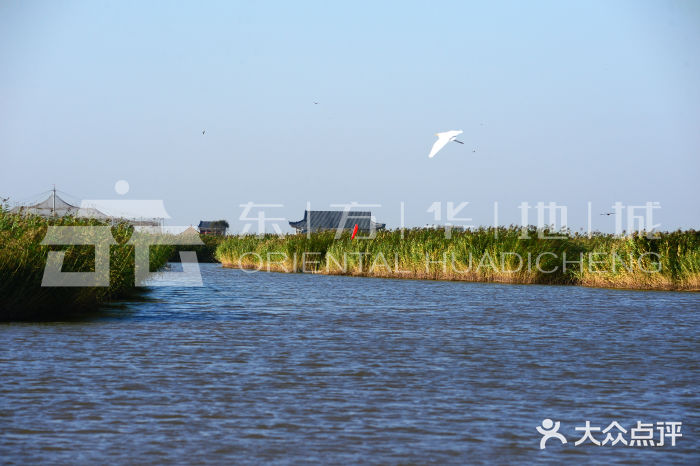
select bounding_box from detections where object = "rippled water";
[1,263,699,463]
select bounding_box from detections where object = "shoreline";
[219,260,700,292]
[0,209,174,321]
[214,228,700,293]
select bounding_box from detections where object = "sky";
[1,0,699,233]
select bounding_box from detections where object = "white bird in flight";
[428,130,464,158]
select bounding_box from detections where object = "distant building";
[198,220,228,235]
[289,210,386,234]
[179,226,200,237]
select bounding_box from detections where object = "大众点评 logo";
[537,419,682,449]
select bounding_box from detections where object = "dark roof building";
[198,220,228,235]
[289,210,386,234]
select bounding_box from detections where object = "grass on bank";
[0,208,174,321]
[169,233,223,263]
[215,227,700,291]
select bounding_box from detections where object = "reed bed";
[169,234,224,263]
[216,227,700,291]
[0,209,173,320]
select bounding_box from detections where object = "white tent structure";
[10,188,162,227]
[10,189,109,219]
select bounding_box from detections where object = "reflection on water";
[1,264,699,463]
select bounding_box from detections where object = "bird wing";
[429,130,463,158]
[429,134,451,158]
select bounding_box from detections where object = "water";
[1,263,699,464]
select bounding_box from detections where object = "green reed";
[216,227,700,291]
[0,208,174,320]
[169,233,224,263]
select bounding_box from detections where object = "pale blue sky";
[1,0,699,232]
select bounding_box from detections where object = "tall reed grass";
[0,208,173,320]
[169,234,223,263]
[216,227,700,291]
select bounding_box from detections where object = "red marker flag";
[351,224,359,240]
